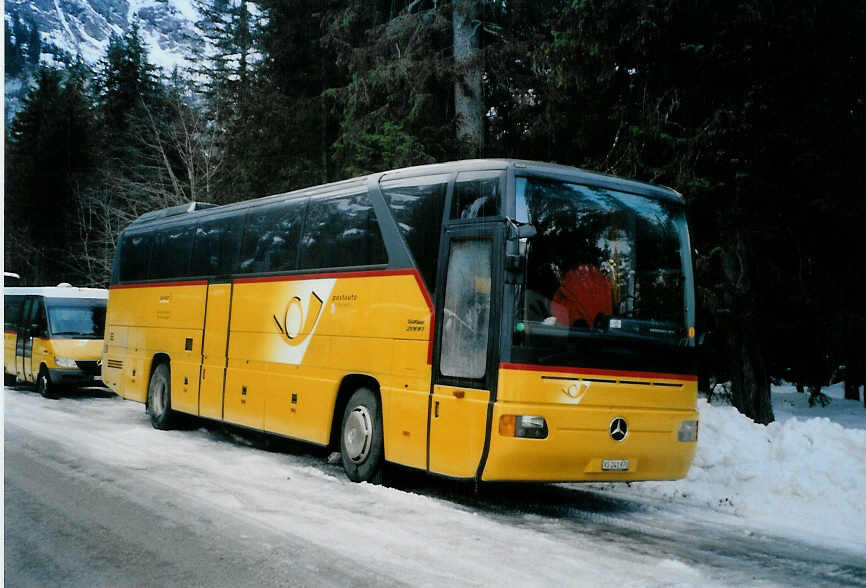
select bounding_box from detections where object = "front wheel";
[340,388,384,483]
[37,368,56,399]
[147,362,177,430]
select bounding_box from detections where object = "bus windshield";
[45,298,107,339]
[514,177,691,345]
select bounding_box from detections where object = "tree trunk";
[728,324,774,424]
[718,231,774,424]
[453,0,483,156]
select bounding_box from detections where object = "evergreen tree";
[5,66,97,284]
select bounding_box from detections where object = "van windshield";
[513,177,692,345]
[45,298,107,339]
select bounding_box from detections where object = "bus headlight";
[55,356,78,369]
[499,415,548,439]
[678,420,699,442]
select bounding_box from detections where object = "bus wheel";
[340,387,384,483]
[147,362,177,430]
[37,369,56,399]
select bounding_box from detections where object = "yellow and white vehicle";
[104,159,699,483]
[4,285,108,397]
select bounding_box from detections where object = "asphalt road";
[4,385,866,587]
[4,419,399,588]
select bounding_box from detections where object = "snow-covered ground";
[3,381,865,586]
[585,383,866,553]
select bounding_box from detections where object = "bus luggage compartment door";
[199,283,232,419]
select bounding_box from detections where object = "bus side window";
[450,171,503,220]
[149,223,195,280]
[238,199,305,274]
[191,220,223,276]
[119,232,151,283]
[381,174,448,298]
[298,192,386,270]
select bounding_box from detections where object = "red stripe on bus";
[233,269,414,284]
[499,362,698,382]
[110,280,208,290]
[408,271,435,365]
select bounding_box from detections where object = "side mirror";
[506,218,537,240]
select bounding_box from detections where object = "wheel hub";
[344,406,373,464]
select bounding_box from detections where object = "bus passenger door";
[199,282,232,420]
[428,227,501,478]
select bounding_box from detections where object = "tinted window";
[4,295,24,330]
[190,214,246,276]
[119,232,151,282]
[382,175,447,296]
[450,171,502,219]
[299,192,387,270]
[238,199,306,274]
[150,223,195,280]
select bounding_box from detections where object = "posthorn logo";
[609,417,628,442]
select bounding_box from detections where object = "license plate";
[602,459,629,471]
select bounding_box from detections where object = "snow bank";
[595,387,866,551]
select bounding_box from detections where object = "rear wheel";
[37,368,55,399]
[147,362,177,430]
[340,387,384,483]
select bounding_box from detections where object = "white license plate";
[602,459,629,471]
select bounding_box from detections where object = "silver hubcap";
[344,406,373,464]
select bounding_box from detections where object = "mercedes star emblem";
[609,417,628,442]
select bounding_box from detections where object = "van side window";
[4,295,24,331]
[119,232,151,282]
[150,224,195,280]
[238,199,306,274]
[298,192,387,270]
[381,174,448,297]
[451,171,503,219]
[31,299,48,337]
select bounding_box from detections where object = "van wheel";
[5,373,17,386]
[147,362,177,430]
[340,387,384,483]
[37,368,55,399]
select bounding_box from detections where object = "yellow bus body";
[104,272,696,481]
[104,159,699,483]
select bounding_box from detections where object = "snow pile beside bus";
[598,394,866,550]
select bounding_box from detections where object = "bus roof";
[3,286,108,300]
[125,159,684,230]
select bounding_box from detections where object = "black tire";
[37,368,56,399]
[4,372,17,386]
[147,362,177,430]
[340,387,384,483]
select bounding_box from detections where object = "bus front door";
[428,227,501,479]
[199,282,232,420]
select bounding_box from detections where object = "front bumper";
[47,368,102,386]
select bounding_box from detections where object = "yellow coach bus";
[103,159,699,483]
[4,285,108,397]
